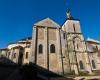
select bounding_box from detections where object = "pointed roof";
[34,18,60,28]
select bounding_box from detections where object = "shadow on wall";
[0,57,73,80]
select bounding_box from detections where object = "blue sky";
[0,0,100,48]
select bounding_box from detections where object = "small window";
[26,52,28,59]
[92,60,96,69]
[63,33,66,39]
[79,61,84,69]
[73,24,76,32]
[26,46,30,48]
[50,44,55,53]
[77,44,79,49]
[96,46,98,51]
[13,53,16,58]
[8,52,10,58]
[39,44,43,54]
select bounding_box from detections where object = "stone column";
[84,42,92,74]
[44,27,48,69]
[57,28,63,75]
[30,26,37,63]
[84,53,92,74]
[16,49,19,64]
[73,63,79,75]
[73,40,79,75]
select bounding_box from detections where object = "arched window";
[92,60,96,69]
[26,52,28,59]
[63,33,66,39]
[50,44,55,53]
[74,37,82,50]
[73,24,76,32]
[79,61,84,69]
[77,44,79,49]
[13,53,16,58]
[39,44,43,54]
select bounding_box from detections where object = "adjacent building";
[0,37,32,64]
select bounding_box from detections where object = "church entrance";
[18,47,24,65]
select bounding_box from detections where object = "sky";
[0,0,100,48]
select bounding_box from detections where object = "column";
[44,27,48,69]
[30,26,37,63]
[58,28,63,75]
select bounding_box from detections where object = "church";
[0,9,100,76]
[30,9,100,75]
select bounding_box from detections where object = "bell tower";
[62,8,92,74]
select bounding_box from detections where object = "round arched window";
[50,44,55,53]
[39,44,43,54]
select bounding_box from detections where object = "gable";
[34,18,60,28]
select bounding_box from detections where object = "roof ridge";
[34,17,60,28]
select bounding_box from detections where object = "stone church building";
[30,9,100,75]
[0,9,100,76]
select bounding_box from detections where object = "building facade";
[0,9,100,76]
[86,38,100,72]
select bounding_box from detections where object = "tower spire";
[66,8,74,20]
[66,8,71,19]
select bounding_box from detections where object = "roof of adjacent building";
[8,37,32,45]
[18,37,32,41]
[86,38,100,52]
[86,37,100,44]
[0,48,8,51]
[34,18,60,28]
[11,46,24,49]
[86,43,95,52]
